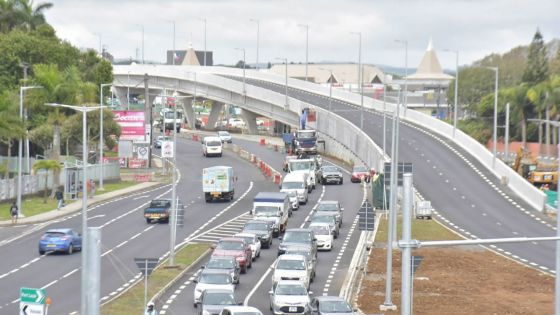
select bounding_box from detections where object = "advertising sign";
[128,159,145,169]
[113,111,145,141]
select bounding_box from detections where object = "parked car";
[197,289,240,315]
[269,280,312,315]
[314,201,343,227]
[272,254,312,289]
[309,296,356,315]
[193,269,235,306]
[308,223,333,251]
[317,165,343,185]
[234,233,261,261]
[242,220,274,249]
[284,245,317,281]
[202,256,241,284]
[219,306,263,315]
[154,135,170,148]
[38,228,82,255]
[309,214,339,239]
[350,166,374,183]
[278,228,317,256]
[218,131,233,143]
[212,238,253,273]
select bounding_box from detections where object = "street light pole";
[250,19,260,68]
[444,49,459,138]
[396,40,408,116]
[275,58,289,110]
[99,83,112,190]
[138,25,144,64]
[235,48,246,95]
[199,18,207,66]
[298,24,309,81]
[351,31,363,130]
[168,21,176,65]
[319,68,333,112]
[169,91,179,266]
[487,66,499,169]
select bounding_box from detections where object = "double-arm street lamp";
[486,66,499,169]
[350,31,363,130]
[235,48,247,96]
[45,102,105,315]
[99,83,112,190]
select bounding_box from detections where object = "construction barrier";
[192,134,199,142]
[259,138,266,145]
[274,173,282,184]
[250,154,256,163]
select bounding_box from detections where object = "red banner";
[113,111,145,140]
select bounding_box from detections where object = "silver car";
[314,201,343,227]
[193,270,235,306]
[272,254,312,289]
[309,296,356,315]
[269,280,312,315]
[284,245,317,282]
[309,214,339,239]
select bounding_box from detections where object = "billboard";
[113,111,145,140]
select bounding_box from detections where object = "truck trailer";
[202,166,235,202]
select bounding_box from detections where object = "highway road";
[157,137,365,314]
[230,76,558,273]
[0,136,288,314]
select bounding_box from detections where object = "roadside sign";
[20,287,46,315]
[162,141,174,158]
[137,146,149,160]
[134,257,159,276]
[358,200,375,231]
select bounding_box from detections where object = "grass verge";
[101,243,209,315]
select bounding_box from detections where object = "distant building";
[167,42,213,66]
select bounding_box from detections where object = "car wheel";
[194,303,197,308]
[241,265,247,274]
[268,239,273,248]
[340,178,343,185]
[39,249,45,255]
[146,218,152,224]
[219,153,223,157]
[67,244,74,255]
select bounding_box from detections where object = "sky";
[44,0,560,70]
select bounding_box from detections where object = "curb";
[0,182,164,227]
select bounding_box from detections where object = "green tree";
[522,30,549,85]
[550,49,560,76]
[0,0,52,33]
[32,159,60,203]
[0,90,24,178]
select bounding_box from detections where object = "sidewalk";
[0,181,162,227]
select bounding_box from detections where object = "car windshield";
[353,166,368,172]
[204,292,236,305]
[282,182,304,190]
[290,161,312,171]
[206,141,222,146]
[199,273,231,284]
[164,111,182,119]
[277,259,306,270]
[276,284,308,295]
[297,131,316,139]
[236,236,254,244]
[207,259,235,269]
[254,206,278,217]
[285,250,311,261]
[244,222,268,231]
[321,166,338,172]
[218,131,230,136]
[283,231,312,243]
[287,191,297,197]
[217,241,244,250]
[45,231,66,237]
[150,200,170,208]
[312,216,335,225]
[320,300,353,312]
[317,203,338,211]
[310,225,330,235]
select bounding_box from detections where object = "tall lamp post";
[99,83,112,190]
[350,31,363,130]
[135,24,145,64]
[167,20,176,65]
[486,66,499,169]
[319,68,333,112]
[17,85,42,216]
[235,48,246,95]
[298,24,309,81]
[250,19,259,68]
[395,40,408,116]
[45,102,105,315]
[199,18,207,66]
[444,49,459,138]
[275,57,289,110]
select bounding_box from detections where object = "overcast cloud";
[44,0,559,69]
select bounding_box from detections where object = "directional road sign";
[358,200,375,231]
[20,287,46,315]
[134,257,159,276]
[383,162,413,186]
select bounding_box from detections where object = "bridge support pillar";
[113,87,129,109]
[180,97,195,129]
[207,102,224,130]
[241,109,259,134]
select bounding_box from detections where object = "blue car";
[38,228,82,255]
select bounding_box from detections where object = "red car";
[351,166,375,183]
[211,238,253,273]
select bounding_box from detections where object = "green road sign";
[20,287,45,304]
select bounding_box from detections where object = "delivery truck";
[250,192,290,236]
[203,166,235,202]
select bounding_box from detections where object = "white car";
[219,306,263,315]
[234,233,261,261]
[272,254,311,289]
[269,280,312,315]
[203,136,223,157]
[218,131,233,143]
[309,223,333,251]
[193,269,235,306]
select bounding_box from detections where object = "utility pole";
[144,74,153,168]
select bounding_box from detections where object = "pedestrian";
[55,189,65,210]
[144,301,158,315]
[9,202,18,224]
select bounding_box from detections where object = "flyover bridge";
[113,65,556,272]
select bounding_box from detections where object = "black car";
[317,165,343,185]
[277,228,317,256]
[242,220,274,248]
[202,256,241,284]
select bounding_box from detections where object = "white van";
[203,136,223,157]
[280,172,309,205]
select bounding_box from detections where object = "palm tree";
[0,0,53,32]
[32,159,60,203]
[0,90,25,179]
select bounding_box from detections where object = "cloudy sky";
[44,0,559,69]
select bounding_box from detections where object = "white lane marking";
[244,266,273,306]
[88,214,106,220]
[133,195,150,200]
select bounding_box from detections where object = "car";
[154,135,170,148]
[203,136,223,157]
[193,269,235,306]
[202,256,241,284]
[286,190,300,211]
[269,280,312,315]
[309,296,356,315]
[197,289,240,315]
[212,238,253,273]
[315,201,343,227]
[308,223,333,251]
[38,228,82,255]
[317,165,343,185]
[280,172,309,205]
[242,220,274,249]
[278,228,317,256]
[218,131,233,143]
[284,245,317,281]
[272,254,312,289]
[309,214,339,239]
[283,155,298,172]
[219,306,263,315]
[350,165,374,183]
[234,233,261,261]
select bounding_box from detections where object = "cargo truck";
[250,192,290,237]
[202,166,235,202]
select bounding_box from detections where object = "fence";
[0,163,120,201]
